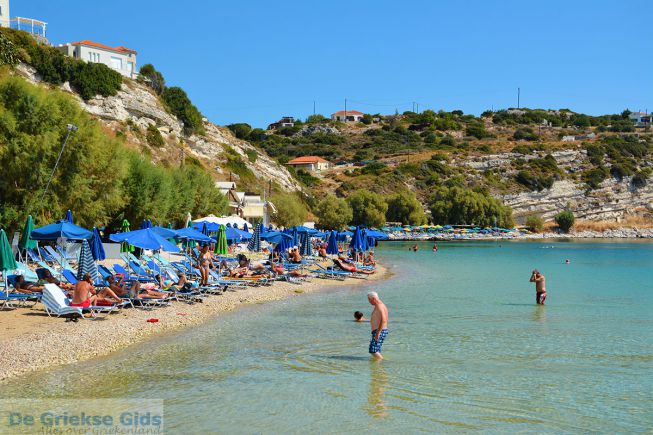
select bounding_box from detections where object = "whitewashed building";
[287,156,333,172]
[331,110,365,122]
[57,40,137,79]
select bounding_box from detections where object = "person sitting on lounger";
[318,245,327,258]
[333,258,376,275]
[364,252,376,266]
[14,274,44,294]
[70,273,97,308]
[290,247,302,264]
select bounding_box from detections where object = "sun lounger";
[42,284,83,320]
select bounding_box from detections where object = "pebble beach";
[0,264,389,382]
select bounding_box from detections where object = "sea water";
[2,240,652,433]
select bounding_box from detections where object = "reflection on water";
[366,361,389,418]
[2,240,653,433]
[531,305,547,323]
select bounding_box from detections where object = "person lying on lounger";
[38,269,73,291]
[333,258,376,274]
[271,262,307,278]
[107,275,140,298]
[14,274,44,294]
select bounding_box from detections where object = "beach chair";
[44,246,73,270]
[113,264,155,283]
[41,284,83,320]
[37,262,63,279]
[42,283,122,319]
[38,247,56,263]
[26,248,42,263]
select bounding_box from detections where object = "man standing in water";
[367,291,389,360]
[530,269,547,304]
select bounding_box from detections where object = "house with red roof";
[57,40,138,79]
[287,156,333,172]
[331,110,365,122]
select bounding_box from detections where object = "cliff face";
[464,150,653,222]
[15,63,301,193]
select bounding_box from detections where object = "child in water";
[354,311,367,322]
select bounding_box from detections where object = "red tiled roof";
[332,110,365,116]
[287,156,331,165]
[71,40,137,54]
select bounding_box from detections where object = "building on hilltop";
[267,116,295,130]
[56,40,137,79]
[629,112,652,128]
[0,0,48,42]
[287,156,333,172]
[331,110,365,122]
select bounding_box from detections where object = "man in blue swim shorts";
[367,291,389,360]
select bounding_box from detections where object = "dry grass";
[559,215,653,232]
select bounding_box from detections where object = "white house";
[629,112,652,128]
[287,156,333,172]
[267,116,295,130]
[331,110,365,122]
[57,40,137,79]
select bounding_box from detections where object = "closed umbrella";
[140,219,148,230]
[89,227,106,261]
[77,239,99,283]
[247,224,262,252]
[201,222,210,236]
[1,229,17,296]
[120,219,134,253]
[18,215,37,251]
[349,226,365,253]
[243,223,249,233]
[326,230,339,255]
[65,210,73,223]
[215,225,228,255]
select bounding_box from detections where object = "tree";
[428,186,514,227]
[555,211,575,233]
[525,215,544,233]
[138,64,166,95]
[346,190,388,228]
[161,87,204,135]
[386,190,426,225]
[227,123,252,139]
[270,193,308,228]
[146,124,165,148]
[306,114,327,124]
[465,122,490,139]
[313,195,353,230]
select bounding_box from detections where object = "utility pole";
[313,100,316,115]
[416,103,419,114]
[180,148,184,167]
[344,98,347,121]
[40,123,77,205]
[517,87,521,109]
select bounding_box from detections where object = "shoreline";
[0,265,391,383]
[384,227,653,241]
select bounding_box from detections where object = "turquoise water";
[2,240,653,433]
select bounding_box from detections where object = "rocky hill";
[241,109,653,223]
[14,63,300,194]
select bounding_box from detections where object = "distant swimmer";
[565,259,570,264]
[432,244,438,252]
[367,291,389,360]
[529,269,547,305]
[412,245,419,252]
[354,311,367,322]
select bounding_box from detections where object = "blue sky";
[17,0,653,128]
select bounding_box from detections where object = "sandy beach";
[0,264,389,382]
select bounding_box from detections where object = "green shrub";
[295,169,319,187]
[466,122,491,139]
[554,211,575,232]
[161,87,204,135]
[0,32,18,66]
[146,124,165,148]
[138,64,165,95]
[227,123,252,139]
[582,167,608,189]
[513,127,538,141]
[525,215,544,232]
[632,169,651,189]
[245,149,257,163]
[70,61,123,100]
[361,161,387,175]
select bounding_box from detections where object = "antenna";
[517,87,521,109]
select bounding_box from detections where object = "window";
[88,52,92,61]
[127,62,134,74]
[110,56,122,70]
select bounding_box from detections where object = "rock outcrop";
[14,63,301,192]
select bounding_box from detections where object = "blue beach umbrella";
[109,228,180,252]
[268,224,273,231]
[65,210,73,223]
[247,224,262,252]
[31,220,93,241]
[235,228,252,240]
[175,227,213,243]
[299,232,313,256]
[349,226,365,252]
[327,230,339,255]
[77,239,99,283]
[89,227,106,261]
[264,231,292,246]
[152,226,177,239]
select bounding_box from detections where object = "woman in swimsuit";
[198,245,214,286]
